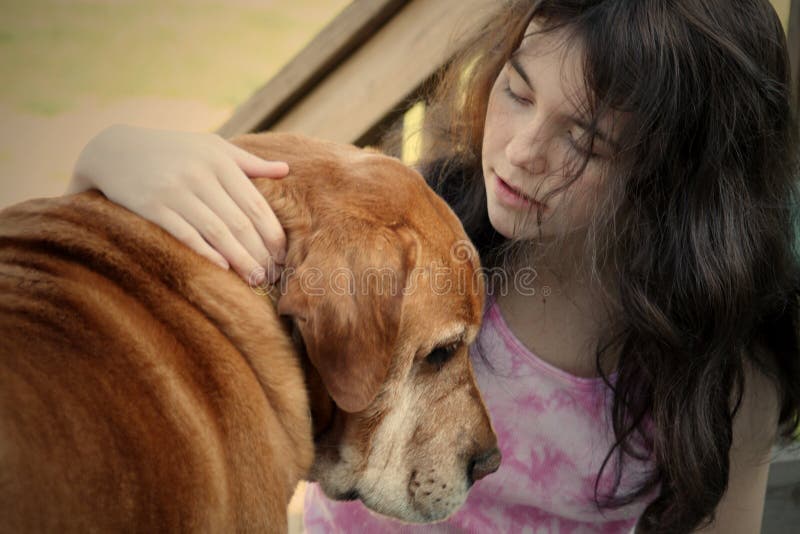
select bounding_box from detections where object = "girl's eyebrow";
[508,55,619,150]
[509,55,535,89]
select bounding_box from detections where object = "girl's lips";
[494,174,546,211]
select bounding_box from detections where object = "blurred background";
[0,0,792,210]
[0,0,350,208]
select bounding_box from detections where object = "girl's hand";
[67,125,289,284]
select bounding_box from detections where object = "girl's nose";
[506,122,549,176]
[506,137,548,176]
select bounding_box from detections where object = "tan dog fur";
[0,132,499,532]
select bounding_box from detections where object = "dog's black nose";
[467,447,502,486]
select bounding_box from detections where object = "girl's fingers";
[146,206,230,270]
[218,136,289,178]
[170,193,275,284]
[215,161,288,265]
[191,174,275,268]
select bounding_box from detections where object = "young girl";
[68,0,800,532]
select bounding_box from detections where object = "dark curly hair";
[404,1,800,532]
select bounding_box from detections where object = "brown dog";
[0,132,499,532]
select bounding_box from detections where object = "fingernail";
[215,258,229,270]
[270,161,289,174]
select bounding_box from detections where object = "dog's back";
[0,192,312,532]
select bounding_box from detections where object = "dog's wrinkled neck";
[254,171,348,474]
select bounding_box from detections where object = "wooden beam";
[268,0,496,145]
[220,0,496,145]
[217,0,409,137]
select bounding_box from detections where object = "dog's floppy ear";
[277,226,414,413]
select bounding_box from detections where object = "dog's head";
[235,132,499,522]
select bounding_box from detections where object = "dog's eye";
[425,343,458,371]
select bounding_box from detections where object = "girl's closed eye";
[503,82,531,106]
[503,63,534,106]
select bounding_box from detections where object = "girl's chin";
[489,218,550,242]
[487,203,547,240]
[487,211,585,246]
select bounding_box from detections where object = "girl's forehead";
[514,24,588,103]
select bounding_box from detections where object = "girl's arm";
[694,363,779,533]
[67,124,290,283]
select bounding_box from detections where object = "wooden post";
[217,0,497,144]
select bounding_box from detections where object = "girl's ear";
[276,227,414,413]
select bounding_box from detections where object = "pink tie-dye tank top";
[303,297,657,533]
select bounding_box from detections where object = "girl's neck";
[492,236,620,378]
[504,231,608,300]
